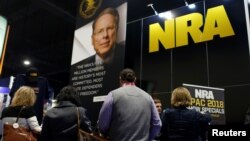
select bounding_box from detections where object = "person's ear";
[134,77,136,82]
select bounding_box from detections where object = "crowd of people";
[0,6,213,141]
[0,68,213,141]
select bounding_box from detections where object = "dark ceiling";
[0,0,200,93]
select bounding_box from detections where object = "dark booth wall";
[126,0,250,125]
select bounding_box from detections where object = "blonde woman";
[1,86,41,137]
[160,87,211,141]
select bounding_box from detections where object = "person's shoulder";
[186,108,201,116]
[77,106,87,112]
[189,109,211,120]
[189,108,205,115]
[13,74,26,81]
[114,85,137,91]
[79,55,96,65]
[23,106,36,117]
[137,87,152,98]
[161,108,174,118]
[44,107,55,113]
[164,108,174,113]
[83,55,95,63]
[110,87,122,93]
[71,54,96,68]
[24,106,35,111]
[109,86,130,97]
[37,76,48,82]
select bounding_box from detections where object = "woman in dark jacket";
[40,86,92,141]
[160,87,211,141]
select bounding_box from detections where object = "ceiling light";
[147,3,158,15]
[159,11,173,20]
[23,60,30,65]
[188,4,196,9]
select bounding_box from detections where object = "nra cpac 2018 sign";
[183,84,225,125]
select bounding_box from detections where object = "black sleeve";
[40,114,51,141]
[160,109,169,141]
[79,107,93,133]
[22,106,37,118]
[197,111,212,124]
[1,106,36,119]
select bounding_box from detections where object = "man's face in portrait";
[92,13,117,59]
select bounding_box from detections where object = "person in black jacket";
[40,86,92,141]
[9,67,51,125]
[160,87,211,141]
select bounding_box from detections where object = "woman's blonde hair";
[171,87,192,108]
[11,86,36,106]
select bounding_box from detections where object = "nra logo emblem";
[149,5,235,53]
[79,0,102,19]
